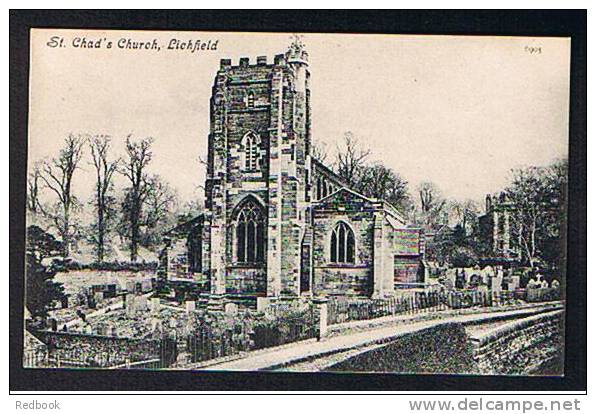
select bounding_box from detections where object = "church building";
[159,41,426,300]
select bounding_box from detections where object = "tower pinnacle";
[286,34,309,65]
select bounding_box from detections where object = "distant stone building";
[159,41,425,299]
[478,193,522,260]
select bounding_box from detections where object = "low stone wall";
[322,307,564,375]
[469,310,564,376]
[326,323,477,374]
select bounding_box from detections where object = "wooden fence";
[327,290,530,325]
[32,330,177,369]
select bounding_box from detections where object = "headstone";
[482,266,494,285]
[509,275,520,290]
[126,280,136,293]
[455,270,466,289]
[185,300,196,313]
[136,296,148,311]
[224,302,238,315]
[124,294,134,309]
[142,279,152,292]
[256,297,271,312]
[491,274,503,293]
[125,294,136,316]
[151,297,161,313]
[97,324,107,336]
[445,269,456,286]
[477,285,489,294]
[151,317,162,333]
[94,291,104,304]
[443,278,454,289]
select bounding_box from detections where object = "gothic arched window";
[187,227,202,273]
[235,198,266,264]
[497,215,505,235]
[242,132,261,171]
[316,177,322,200]
[330,221,355,264]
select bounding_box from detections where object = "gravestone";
[509,275,520,291]
[185,300,196,313]
[151,297,161,313]
[94,291,104,304]
[126,280,136,293]
[256,297,270,312]
[136,296,148,311]
[224,302,238,315]
[141,279,152,292]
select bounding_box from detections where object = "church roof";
[312,187,407,224]
[310,157,408,223]
[310,157,352,189]
[314,185,375,205]
[164,214,204,236]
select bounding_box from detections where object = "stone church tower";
[205,39,312,298]
[160,40,426,302]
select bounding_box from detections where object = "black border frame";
[9,9,587,392]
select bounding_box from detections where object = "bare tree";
[38,134,85,257]
[120,136,153,262]
[89,135,119,263]
[311,141,329,163]
[448,199,479,235]
[358,162,410,212]
[416,181,447,230]
[27,162,43,215]
[505,162,567,269]
[335,132,370,187]
[141,175,179,247]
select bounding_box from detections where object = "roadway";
[187,301,563,372]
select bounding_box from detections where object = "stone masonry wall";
[469,310,564,375]
[312,210,374,296]
[205,54,310,297]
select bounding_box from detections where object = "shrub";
[450,247,479,268]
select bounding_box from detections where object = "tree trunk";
[62,206,71,257]
[97,206,105,263]
[130,198,140,263]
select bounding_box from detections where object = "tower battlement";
[219,38,309,70]
[219,54,290,70]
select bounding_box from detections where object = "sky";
[28,30,570,207]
